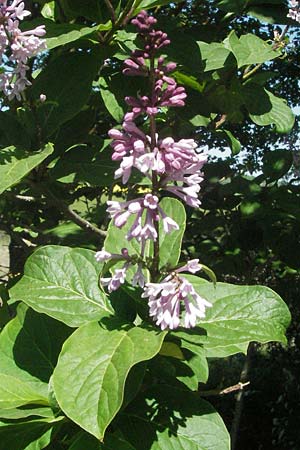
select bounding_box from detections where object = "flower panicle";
[96,10,211,330]
[0,0,46,100]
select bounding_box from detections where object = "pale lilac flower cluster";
[288,0,300,22]
[142,260,212,329]
[96,248,146,291]
[108,10,207,209]
[107,194,179,244]
[0,0,46,100]
[96,11,211,330]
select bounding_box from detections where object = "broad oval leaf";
[31,51,102,139]
[0,303,70,409]
[0,144,53,195]
[185,276,290,348]
[52,320,166,439]
[118,386,230,450]
[226,31,280,68]
[9,246,113,327]
[243,86,295,133]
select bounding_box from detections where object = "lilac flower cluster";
[288,0,300,22]
[96,10,211,330]
[0,0,46,100]
[143,260,212,330]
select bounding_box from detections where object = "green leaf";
[0,375,48,410]
[180,341,209,383]
[217,129,241,155]
[0,111,31,148]
[98,77,125,122]
[0,285,10,330]
[263,149,293,180]
[0,406,54,421]
[105,214,145,257]
[0,303,70,409]
[134,0,184,13]
[41,2,55,20]
[186,276,291,347]
[225,31,279,68]
[59,0,105,21]
[68,432,102,450]
[243,86,295,133]
[9,246,113,327]
[159,342,184,360]
[46,24,99,50]
[118,386,230,449]
[197,41,231,71]
[158,197,186,269]
[31,51,102,138]
[50,145,117,186]
[53,320,166,439]
[69,432,135,450]
[0,144,53,195]
[0,417,63,450]
[247,5,290,24]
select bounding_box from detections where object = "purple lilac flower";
[0,0,46,100]
[287,0,300,22]
[96,248,146,291]
[142,259,211,330]
[107,193,179,243]
[101,265,128,292]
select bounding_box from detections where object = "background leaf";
[0,144,53,195]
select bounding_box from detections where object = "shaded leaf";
[118,386,230,449]
[0,303,70,409]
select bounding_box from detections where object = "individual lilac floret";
[142,260,211,330]
[107,194,179,244]
[287,0,300,22]
[101,266,128,293]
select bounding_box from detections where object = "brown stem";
[230,343,254,450]
[149,55,160,279]
[104,0,136,42]
[104,0,117,23]
[31,183,107,240]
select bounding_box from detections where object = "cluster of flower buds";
[287,0,300,22]
[96,10,211,330]
[0,0,46,100]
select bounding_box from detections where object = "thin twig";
[30,183,107,239]
[104,0,117,23]
[200,381,250,397]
